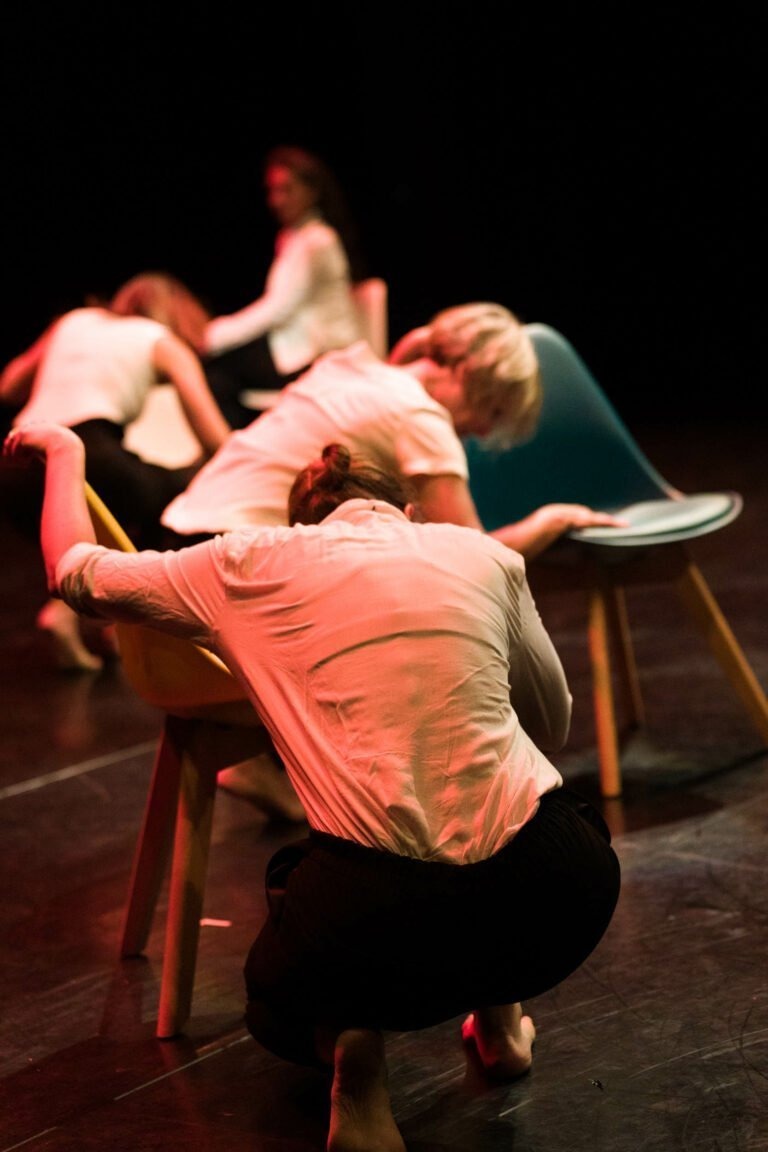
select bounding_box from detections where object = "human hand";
[3,422,84,466]
[527,503,629,556]
[548,503,629,532]
[495,502,631,560]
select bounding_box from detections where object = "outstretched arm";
[409,474,626,559]
[152,333,231,457]
[3,421,223,645]
[204,232,314,355]
[490,503,627,560]
[3,423,95,590]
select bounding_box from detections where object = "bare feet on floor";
[217,752,307,823]
[326,1028,406,1152]
[462,1002,536,1081]
[36,599,103,672]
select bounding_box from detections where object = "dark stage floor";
[1,417,767,1152]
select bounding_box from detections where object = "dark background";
[1,4,763,422]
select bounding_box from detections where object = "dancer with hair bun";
[4,421,620,1152]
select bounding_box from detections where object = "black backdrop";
[2,5,763,421]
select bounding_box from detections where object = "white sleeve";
[55,540,226,649]
[506,562,572,753]
[205,231,317,355]
[394,406,470,480]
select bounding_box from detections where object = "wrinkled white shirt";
[162,341,469,535]
[57,500,569,863]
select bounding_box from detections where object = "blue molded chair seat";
[466,324,768,798]
[569,492,741,546]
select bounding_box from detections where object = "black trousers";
[74,420,202,549]
[1,420,200,550]
[244,787,621,1066]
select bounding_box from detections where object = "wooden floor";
[1,416,767,1152]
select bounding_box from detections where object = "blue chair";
[466,323,768,798]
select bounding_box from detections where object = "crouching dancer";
[4,422,620,1152]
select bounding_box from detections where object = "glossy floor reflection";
[1,417,766,1151]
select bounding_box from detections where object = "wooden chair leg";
[156,716,219,1040]
[587,585,623,799]
[605,584,645,730]
[677,561,768,743]
[120,723,181,958]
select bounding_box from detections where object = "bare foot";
[327,1029,406,1152]
[36,599,103,673]
[462,1003,536,1081]
[217,752,306,823]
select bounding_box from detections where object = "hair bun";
[320,443,352,488]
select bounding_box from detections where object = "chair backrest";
[352,277,389,358]
[465,323,680,531]
[85,483,246,713]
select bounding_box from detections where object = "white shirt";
[205,216,363,373]
[14,308,167,428]
[162,340,469,535]
[57,502,569,864]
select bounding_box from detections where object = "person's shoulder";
[294,340,379,385]
[57,306,100,328]
[111,312,168,341]
[214,524,306,572]
[48,307,108,342]
[423,518,526,568]
[309,344,433,406]
[300,216,342,249]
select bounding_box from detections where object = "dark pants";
[204,336,310,429]
[1,419,201,550]
[77,420,203,548]
[244,787,621,1066]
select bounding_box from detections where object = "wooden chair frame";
[85,482,264,1038]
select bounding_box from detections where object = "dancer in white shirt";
[162,302,625,810]
[4,424,620,1152]
[0,272,230,669]
[165,302,623,553]
[202,145,365,427]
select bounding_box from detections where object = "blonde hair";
[109,272,211,352]
[391,303,541,450]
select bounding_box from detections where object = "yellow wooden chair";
[85,482,266,1038]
